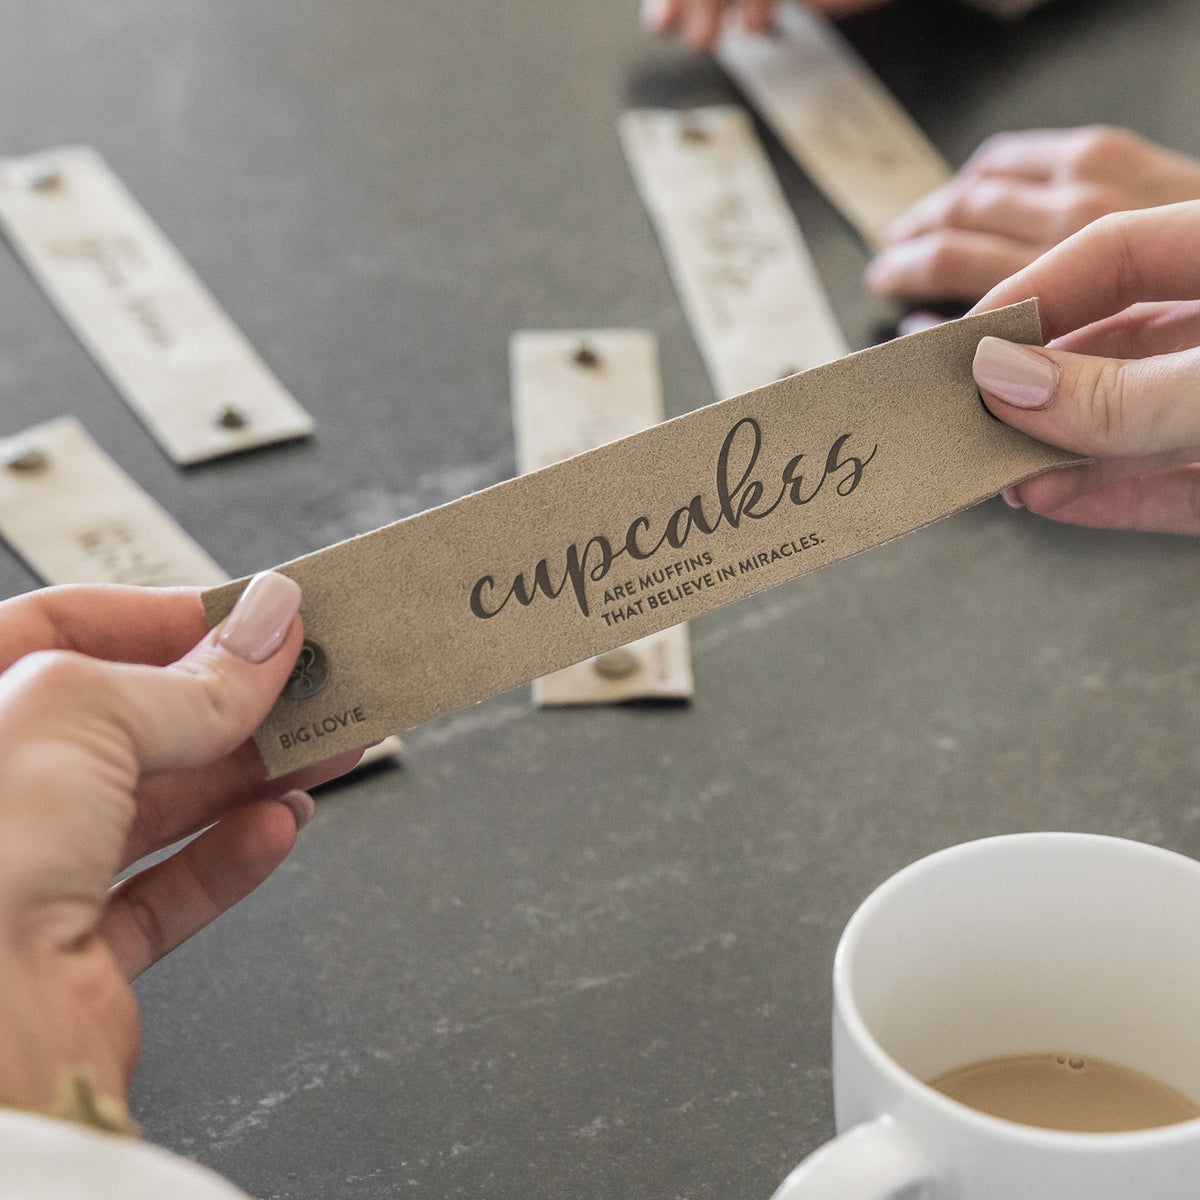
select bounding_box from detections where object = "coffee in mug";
[928,1051,1200,1133]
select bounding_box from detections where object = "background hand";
[640,0,887,52]
[870,127,1200,305]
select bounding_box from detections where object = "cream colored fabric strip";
[0,147,313,463]
[0,417,227,587]
[620,106,848,400]
[0,417,400,769]
[511,330,694,705]
[717,6,952,250]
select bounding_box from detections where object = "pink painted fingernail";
[973,337,1059,410]
[897,310,948,337]
[278,789,316,830]
[864,250,896,291]
[641,0,668,28]
[218,571,301,663]
[864,242,920,296]
[1000,486,1025,510]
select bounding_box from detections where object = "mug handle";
[769,1117,930,1200]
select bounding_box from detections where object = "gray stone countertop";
[0,0,1198,1195]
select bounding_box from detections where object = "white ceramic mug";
[772,832,1200,1200]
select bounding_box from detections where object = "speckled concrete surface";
[0,0,1198,1196]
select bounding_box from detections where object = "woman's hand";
[870,127,1200,305]
[0,573,360,1108]
[969,200,1200,531]
[640,0,887,52]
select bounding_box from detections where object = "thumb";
[973,336,1200,458]
[102,570,304,773]
[0,572,303,902]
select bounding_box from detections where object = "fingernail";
[218,571,301,664]
[641,0,667,28]
[897,310,948,337]
[864,260,890,295]
[973,337,1059,410]
[278,789,316,830]
[884,190,942,243]
[883,212,920,244]
[864,244,913,295]
[1000,486,1025,510]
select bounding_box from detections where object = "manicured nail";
[883,210,925,245]
[641,0,668,28]
[864,241,921,296]
[278,789,316,830]
[218,571,301,663]
[1000,486,1025,510]
[884,188,945,243]
[973,337,1059,410]
[897,311,947,337]
[864,251,894,291]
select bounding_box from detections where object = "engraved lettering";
[46,234,175,349]
[471,419,875,621]
[279,705,368,750]
[695,193,785,330]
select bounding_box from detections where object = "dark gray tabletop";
[1,1,1199,1196]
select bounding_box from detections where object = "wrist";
[0,937,138,1111]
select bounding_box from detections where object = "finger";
[960,128,1087,184]
[867,229,1040,304]
[1007,462,1200,534]
[101,572,303,773]
[974,337,1200,459]
[101,792,312,979]
[883,182,961,243]
[684,0,728,49]
[0,584,206,673]
[642,0,685,32]
[973,201,1200,338]
[887,178,1112,248]
[122,744,364,870]
[0,573,305,901]
[1052,300,1200,359]
[896,310,955,336]
[742,0,777,34]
